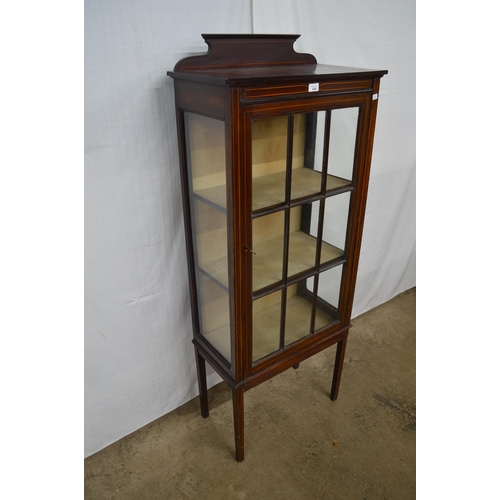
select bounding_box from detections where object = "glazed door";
[245,96,370,369]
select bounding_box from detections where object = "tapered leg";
[195,348,209,418]
[232,386,244,462]
[330,337,348,401]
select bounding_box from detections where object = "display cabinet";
[168,34,387,461]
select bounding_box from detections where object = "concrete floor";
[85,288,416,499]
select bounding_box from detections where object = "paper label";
[308,83,319,92]
[372,93,378,100]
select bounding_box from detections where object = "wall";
[84,0,252,457]
[85,0,415,457]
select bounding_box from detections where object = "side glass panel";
[197,273,231,362]
[320,192,351,265]
[186,112,227,210]
[185,112,231,365]
[315,265,343,331]
[327,107,359,182]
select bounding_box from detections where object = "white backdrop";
[85,0,415,457]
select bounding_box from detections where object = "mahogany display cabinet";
[168,34,387,461]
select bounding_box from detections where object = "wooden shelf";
[252,231,343,292]
[253,294,336,361]
[194,185,227,211]
[203,293,337,364]
[198,257,229,290]
[203,323,231,362]
[194,168,352,213]
[253,168,351,212]
[199,230,343,293]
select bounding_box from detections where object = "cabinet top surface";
[167,34,387,85]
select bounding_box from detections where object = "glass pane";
[320,192,351,265]
[315,265,343,332]
[193,198,228,288]
[185,112,231,365]
[252,211,285,292]
[284,279,314,347]
[253,291,282,362]
[197,273,231,363]
[252,115,288,211]
[327,107,359,182]
[290,112,324,200]
[287,203,320,278]
[185,112,227,209]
